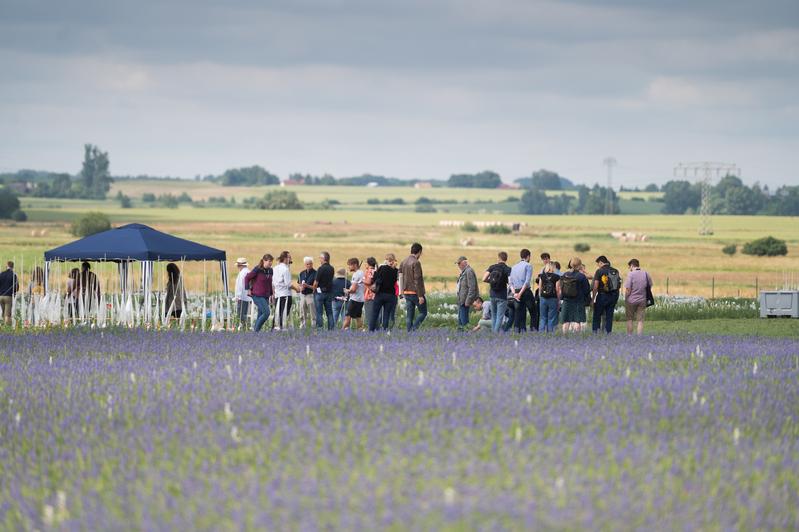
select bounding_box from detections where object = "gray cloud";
[0,0,797,186]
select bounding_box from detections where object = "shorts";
[347,300,364,318]
[625,302,647,321]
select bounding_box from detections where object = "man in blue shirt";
[509,249,534,332]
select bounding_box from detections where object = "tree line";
[660,175,799,216]
[3,145,798,216]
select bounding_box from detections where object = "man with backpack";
[591,255,621,334]
[483,251,512,333]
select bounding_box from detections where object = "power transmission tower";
[603,157,617,215]
[674,161,740,236]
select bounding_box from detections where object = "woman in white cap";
[234,256,252,327]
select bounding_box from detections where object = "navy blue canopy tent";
[44,223,228,295]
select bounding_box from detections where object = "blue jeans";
[333,299,345,328]
[315,292,335,330]
[490,297,508,333]
[539,297,559,332]
[404,294,427,331]
[370,292,397,331]
[251,296,271,332]
[457,304,470,329]
[593,292,619,334]
[503,300,515,332]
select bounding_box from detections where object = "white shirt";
[350,270,365,303]
[235,267,252,302]
[272,262,292,298]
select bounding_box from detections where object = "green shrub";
[721,244,737,256]
[256,190,304,210]
[462,222,478,232]
[415,204,437,213]
[141,193,156,202]
[71,212,111,237]
[574,243,591,253]
[742,236,788,257]
[483,224,511,234]
[11,209,27,222]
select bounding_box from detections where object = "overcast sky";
[1,0,797,187]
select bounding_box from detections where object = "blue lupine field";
[1,330,798,530]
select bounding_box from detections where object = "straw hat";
[235,257,248,266]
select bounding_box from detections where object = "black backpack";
[604,267,621,292]
[560,273,578,299]
[540,274,557,298]
[487,266,507,291]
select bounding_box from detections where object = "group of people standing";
[234,243,430,333]
[457,250,653,335]
[232,243,653,335]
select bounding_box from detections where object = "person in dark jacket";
[332,268,348,328]
[592,255,621,334]
[455,256,478,330]
[313,251,335,330]
[0,261,19,325]
[245,254,274,332]
[561,257,591,334]
[369,253,399,332]
[79,261,101,311]
[164,263,185,319]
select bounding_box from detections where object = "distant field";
[5,191,798,299]
[109,179,663,212]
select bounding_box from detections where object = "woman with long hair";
[164,263,185,319]
[245,254,274,332]
[369,253,399,332]
[561,257,591,334]
[272,250,293,331]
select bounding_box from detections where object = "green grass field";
[4,181,797,301]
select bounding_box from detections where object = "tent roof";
[44,223,226,262]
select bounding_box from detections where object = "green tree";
[79,144,112,199]
[519,188,553,214]
[221,165,280,186]
[580,185,619,214]
[256,190,303,209]
[531,169,562,190]
[767,186,799,215]
[661,180,701,214]
[0,187,21,218]
[71,212,111,237]
[724,185,765,215]
[448,171,502,189]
